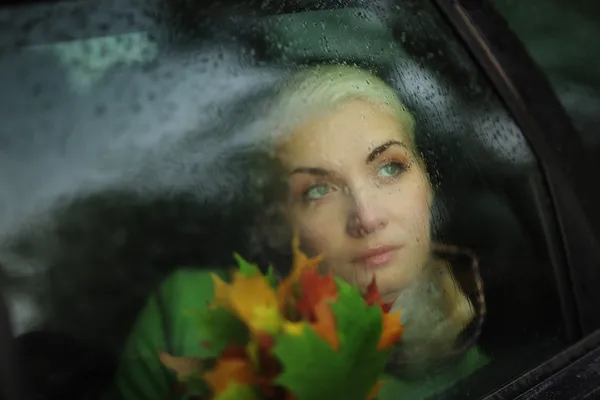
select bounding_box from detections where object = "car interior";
[0,1,598,399]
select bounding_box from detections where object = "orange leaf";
[203,358,254,394]
[296,268,338,320]
[159,351,203,377]
[377,310,403,350]
[290,232,323,276]
[310,299,340,350]
[278,232,323,306]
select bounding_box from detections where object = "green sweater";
[107,269,488,400]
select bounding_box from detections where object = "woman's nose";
[346,186,388,237]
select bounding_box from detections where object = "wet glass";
[0,1,574,399]
[494,0,600,153]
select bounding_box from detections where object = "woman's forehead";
[277,100,410,163]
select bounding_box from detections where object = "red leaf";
[363,277,380,306]
[363,276,394,313]
[381,301,394,314]
[296,268,338,321]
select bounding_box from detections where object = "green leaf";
[213,383,259,400]
[265,264,279,288]
[196,307,250,357]
[272,278,389,400]
[234,253,262,277]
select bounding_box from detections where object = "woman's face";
[277,100,432,302]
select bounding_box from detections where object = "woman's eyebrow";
[366,140,406,163]
[290,166,331,176]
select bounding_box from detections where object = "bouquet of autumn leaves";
[160,237,404,400]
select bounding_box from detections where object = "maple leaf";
[265,265,279,288]
[378,311,403,351]
[366,381,383,400]
[159,351,203,378]
[363,277,393,313]
[196,307,250,358]
[290,232,324,276]
[219,343,247,359]
[282,321,304,336]
[203,358,255,394]
[272,278,390,400]
[234,253,262,277]
[228,274,281,334]
[213,382,259,400]
[211,269,282,335]
[246,332,275,369]
[179,372,210,398]
[252,334,283,398]
[246,340,260,368]
[212,274,233,309]
[159,352,210,397]
[310,299,339,350]
[250,304,282,334]
[278,233,323,306]
[361,277,403,351]
[296,268,338,321]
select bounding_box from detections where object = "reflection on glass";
[495,0,600,150]
[105,65,489,400]
[0,1,570,399]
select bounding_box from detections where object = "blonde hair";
[266,64,417,148]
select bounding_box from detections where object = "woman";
[107,65,488,400]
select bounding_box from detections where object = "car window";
[494,0,600,153]
[0,1,576,399]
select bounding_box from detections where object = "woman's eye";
[303,184,332,200]
[378,162,405,178]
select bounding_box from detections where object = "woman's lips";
[353,246,401,269]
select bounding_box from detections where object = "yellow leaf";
[229,274,280,334]
[251,305,282,334]
[283,321,305,336]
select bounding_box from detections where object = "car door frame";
[431,0,600,397]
